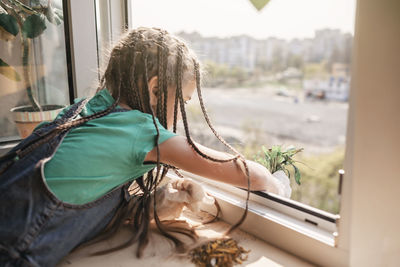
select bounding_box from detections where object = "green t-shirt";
[43,89,177,205]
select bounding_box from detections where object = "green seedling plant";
[256,145,304,185]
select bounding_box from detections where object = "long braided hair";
[85,27,251,258]
[2,27,251,258]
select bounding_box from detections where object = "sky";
[130,0,356,40]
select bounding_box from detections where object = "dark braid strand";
[176,46,240,163]
[162,46,169,129]
[52,27,250,258]
[193,60,244,158]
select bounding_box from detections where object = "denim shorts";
[0,100,133,266]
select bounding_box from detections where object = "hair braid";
[64,27,248,258]
[176,46,240,163]
[177,49,251,235]
[157,45,163,123]
[141,48,153,114]
[142,42,190,255]
[151,43,192,253]
[156,32,168,125]
[193,60,243,157]
[133,33,148,110]
[128,33,145,111]
[99,74,106,90]
[162,46,169,128]
[173,61,180,133]
[127,44,138,109]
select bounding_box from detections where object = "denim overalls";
[0,100,134,267]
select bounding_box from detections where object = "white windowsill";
[166,171,348,266]
[202,182,336,246]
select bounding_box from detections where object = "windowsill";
[59,205,314,267]
[168,171,348,266]
[58,170,341,266]
[176,170,337,245]
[199,181,336,247]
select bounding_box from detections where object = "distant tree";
[286,53,305,70]
[326,45,340,72]
[255,61,269,73]
[231,66,248,82]
[342,36,353,65]
[304,62,329,79]
[203,60,249,87]
[271,46,285,72]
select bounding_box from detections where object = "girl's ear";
[148,76,159,107]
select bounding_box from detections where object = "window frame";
[4,0,398,265]
[0,0,126,153]
[63,0,99,98]
[9,1,350,265]
[0,0,77,153]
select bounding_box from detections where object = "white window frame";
[64,0,128,99]
[64,0,98,98]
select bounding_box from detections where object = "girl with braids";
[0,27,290,266]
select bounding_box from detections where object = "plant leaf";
[284,168,290,178]
[0,13,19,36]
[292,164,301,185]
[286,145,296,151]
[249,0,271,11]
[46,7,63,25]
[14,0,35,13]
[22,14,47,38]
[258,144,304,185]
[54,8,64,21]
[0,58,21,81]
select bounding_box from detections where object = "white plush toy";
[152,177,215,220]
[152,172,291,221]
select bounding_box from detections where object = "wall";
[347,0,400,265]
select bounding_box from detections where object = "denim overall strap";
[0,101,135,267]
[0,99,89,176]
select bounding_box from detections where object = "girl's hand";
[241,161,291,198]
[145,136,290,197]
[270,170,292,198]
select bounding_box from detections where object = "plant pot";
[272,170,292,198]
[10,105,65,139]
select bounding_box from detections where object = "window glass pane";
[130,0,356,214]
[0,0,69,141]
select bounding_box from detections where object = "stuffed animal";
[152,177,215,220]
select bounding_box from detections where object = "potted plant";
[0,0,64,138]
[255,145,304,198]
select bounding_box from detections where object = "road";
[185,87,348,153]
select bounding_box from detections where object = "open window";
[127,1,355,265]
[3,1,397,266]
[129,0,355,213]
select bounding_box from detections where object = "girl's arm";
[144,136,282,193]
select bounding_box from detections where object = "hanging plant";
[249,0,271,11]
[0,0,63,110]
[0,0,65,138]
